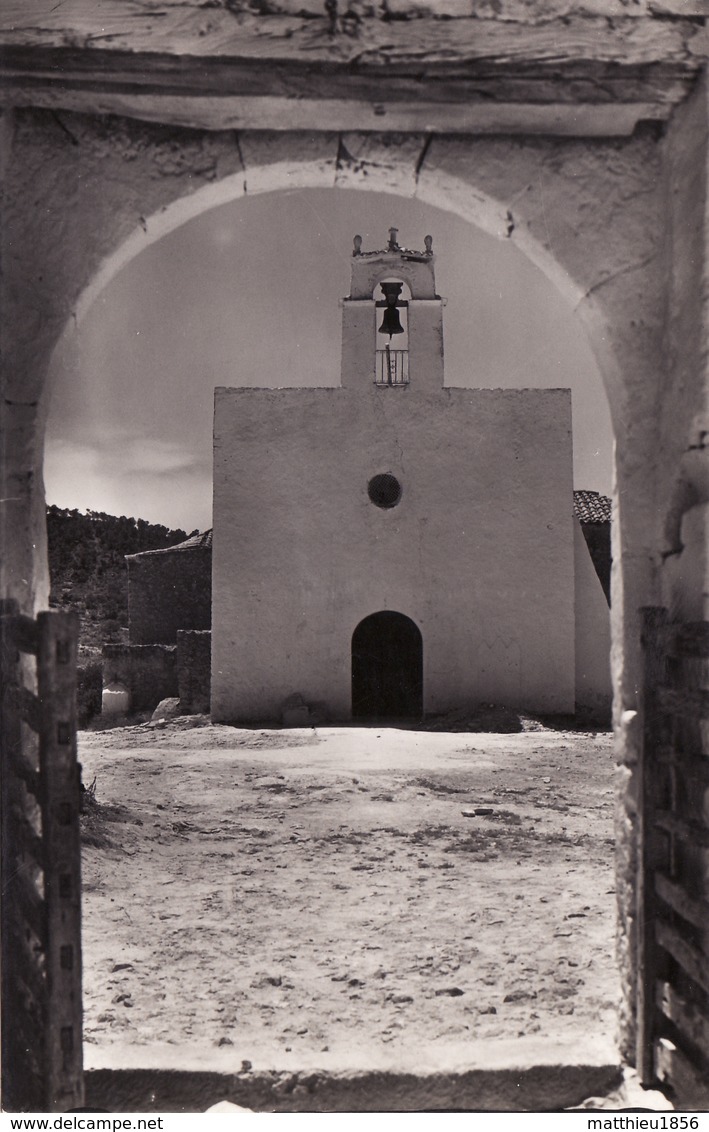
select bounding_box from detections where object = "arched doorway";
[352,611,423,722]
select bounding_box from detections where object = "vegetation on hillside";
[47,505,195,654]
[47,506,197,724]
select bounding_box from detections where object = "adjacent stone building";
[212,230,610,723]
[125,528,212,644]
[100,528,213,714]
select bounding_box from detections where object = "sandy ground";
[79,721,619,1066]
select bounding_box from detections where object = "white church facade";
[211,230,610,724]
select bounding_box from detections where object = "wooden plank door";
[1,602,84,1112]
[638,608,709,1108]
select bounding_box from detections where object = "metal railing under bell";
[375,347,410,386]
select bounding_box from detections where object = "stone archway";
[1,115,652,703]
[1,74,707,1069]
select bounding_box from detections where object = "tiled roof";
[126,529,212,559]
[573,490,611,524]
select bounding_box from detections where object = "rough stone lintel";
[0,0,706,47]
[0,91,680,137]
[0,4,703,140]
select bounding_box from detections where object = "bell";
[378,306,405,337]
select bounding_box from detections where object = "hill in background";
[47,505,195,656]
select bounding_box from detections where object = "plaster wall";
[212,384,574,723]
[659,76,709,620]
[573,519,612,717]
[409,304,446,394]
[661,504,709,623]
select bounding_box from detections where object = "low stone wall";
[102,644,177,713]
[177,630,211,714]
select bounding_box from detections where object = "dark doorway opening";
[351,611,423,721]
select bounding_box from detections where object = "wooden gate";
[638,607,709,1107]
[1,602,84,1112]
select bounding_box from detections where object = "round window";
[368,473,402,509]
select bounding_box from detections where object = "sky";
[45,187,613,533]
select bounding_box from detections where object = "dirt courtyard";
[79,720,620,1069]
